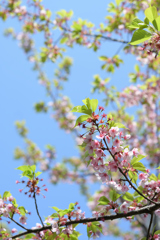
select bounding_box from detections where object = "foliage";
[1,1,160,240]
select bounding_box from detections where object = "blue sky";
[0,0,138,239]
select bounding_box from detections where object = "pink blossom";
[109,127,119,138]
[106,135,110,143]
[11,228,17,234]
[113,139,121,147]
[96,132,105,139]
[121,185,129,193]
[124,134,131,140]
[108,161,118,172]
[95,149,105,157]
[19,216,27,225]
[92,211,99,219]
[91,140,100,148]
[6,204,13,212]
[132,148,139,156]
[122,148,133,161]
[7,196,14,202]
[120,202,129,213]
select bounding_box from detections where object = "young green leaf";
[152,16,160,30]
[114,122,128,129]
[132,162,146,172]
[90,99,98,112]
[74,115,90,127]
[131,155,147,165]
[129,29,152,45]
[71,105,92,115]
[122,192,134,201]
[3,191,11,199]
[109,189,121,202]
[145,6,158,23]
[16,165,30,172]
[82,98,91,109]
[18,206,26,216]
[128,171,138,184]
[98,196,110,205]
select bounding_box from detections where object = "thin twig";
[8,217,28,231]
[61,26,129,44]
[147,213,153,240]
[33,192,44,227]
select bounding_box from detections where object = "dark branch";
[9,217,28,231]
[147,213,153,240]
[33,192,44,227]
[11,202,160,239]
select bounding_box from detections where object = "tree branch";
[9,217,28,231]
[60,26,129,44]
[11,202,160,239]
[33,192,44,227]
[147,213,153,240]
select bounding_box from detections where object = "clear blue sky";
[0,0,137,239]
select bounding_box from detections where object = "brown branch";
[11,202,160,239]
[60,26,129,44]
[8,217,28,231]
[147,213,153,240]
[33,192,44,227]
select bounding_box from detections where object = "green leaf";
[154,230,160,234]
[114,122,128,129]
[128,18,145,30]
[116,0,122,5]
[123,192,134,201]
[16,165,30,172]
[152,16,160,31]
[144,17,149,25]
[71,105,92,115]
[74,115,90,127]
[109,189,121,202]
[134,186,144,196]
[56,9,67,17]
[68,203,76,211]
[82,98,91,109]
[24,234,35,239]
[3,191,11,199]
[149,174,157,181]
[141,238,146,240]
[51,213,59,218]
[90,99,98,112]
[51,206,61,212]
[29,165,36,172]
[129,29,152,45]
[35,171,42,177]
[99,56,108,61]
[145,6,158,23]
[132,162,146,172]
[158,173,160,180]
[128,171,138,184]
[18,206,26,216]
[98,196,110,205]
[58,209,69,217]
[135,196,145,203]
[12,198,18,208]
[134,64,140,72]
[131,155,147,165]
